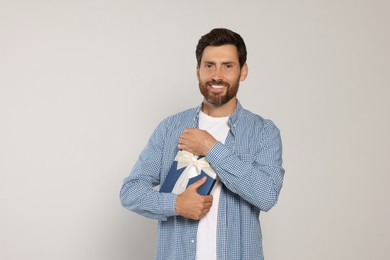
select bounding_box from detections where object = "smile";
[210,84,226,89]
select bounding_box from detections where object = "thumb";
[189,176,207,190]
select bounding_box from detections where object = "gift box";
[160,150,217,195]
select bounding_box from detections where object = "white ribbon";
[171,150,216,194]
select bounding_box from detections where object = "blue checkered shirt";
[120,100,284,260]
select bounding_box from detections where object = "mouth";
[207,82,228,96]
[210,84,226,89]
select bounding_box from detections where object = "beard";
[198,78,240,106]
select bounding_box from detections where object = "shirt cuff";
[160,192,178,217]
[206,141,230,167]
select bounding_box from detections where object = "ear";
[240,63,248,81]
[196,64,200,81]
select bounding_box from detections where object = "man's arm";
[178,121,284,212]
[120,119,214,221]
[120,119,178,221]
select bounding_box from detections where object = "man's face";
[197,44,248,106]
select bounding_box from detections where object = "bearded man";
[120,28,285,260]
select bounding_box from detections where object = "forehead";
[201,44,239,63]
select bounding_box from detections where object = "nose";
[211,67,223,82]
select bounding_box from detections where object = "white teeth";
[211,85,225,89]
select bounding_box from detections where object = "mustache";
[207,80,229,86]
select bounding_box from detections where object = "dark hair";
[196,28,247,68]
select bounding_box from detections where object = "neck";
[201,97,237,117]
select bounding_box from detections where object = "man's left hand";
[178,128,217,156]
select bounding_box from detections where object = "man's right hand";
[175,177,213,220]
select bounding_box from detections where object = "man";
[120,28,284,260]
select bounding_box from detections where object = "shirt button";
[191,240,195,243]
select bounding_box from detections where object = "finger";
[202,206,212,215]
[188,176,207,190]
[203,195,213,203]
[177,142,188,150]
[178,134,188,144]
[177,138,187,150]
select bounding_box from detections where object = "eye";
[224,63,234,69]
[203,63,214,69]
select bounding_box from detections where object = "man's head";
[196,28,248,108]
[196,28,247,69]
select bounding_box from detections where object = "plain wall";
[1,0,389,259]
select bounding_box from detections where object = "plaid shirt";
[120,100,284,260]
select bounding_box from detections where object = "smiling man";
[120,28,285,260]
[197,44,247,109]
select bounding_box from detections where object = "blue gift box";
[160,150,217,195]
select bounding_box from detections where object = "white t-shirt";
[196,111,230,260]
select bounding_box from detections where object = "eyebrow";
[202,61,237,65]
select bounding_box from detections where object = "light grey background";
[1,0,389,259]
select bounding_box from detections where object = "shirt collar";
[193,99,243,132]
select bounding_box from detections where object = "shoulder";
[165,107,197,121]
[152,106,198,135]
[161,107,197,126]
[238,109,282,153]
[240,108,279,133]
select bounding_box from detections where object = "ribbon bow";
[171,150,216,194]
